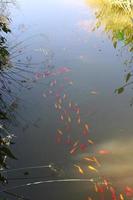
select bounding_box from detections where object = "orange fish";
[74,165,84,174]
[103,179,109,188]
[98,149,110,155]
[94,183,98,192]
[70,147,78,154]
[57,129,63,135]
[58,98,62,104]
[80,143,87,151]
[68,116,71,123]
[77,117,81,124]
[69,101,72,108]
[85,123,89,131]
[60,115,64,121]
[88,198,92,200]
[83,129,88,136]
[88,139,94,144]
[76,108,80,115]
[83,157,94,162]
[125,186,133,197]
[120,194,124,200]
[58,104,62,110]
[73,140,79,147]
[88,165,98,172]
[93,157,101,167]
[64,109,67,115]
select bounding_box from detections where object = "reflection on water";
[85,0,133,95]
[0,0,133,199]
[86,0,133,51]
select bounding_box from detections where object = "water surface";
[3,0,133,199]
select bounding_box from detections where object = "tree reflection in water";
[85,0,133,96]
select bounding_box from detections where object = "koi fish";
[56,67,71,74]
[76,108,80,115]
[93,157,101,167]
[88,139,94,144]
[35,72,43,80]
[94,183,98,192]
[125,186,133,197]
[58,104,62,110]
[69,101,72,108]
[88,165,98,172]
[68,116,71,123]
[58,98,62,104]
[120,194,124,200]
[110,186,117,200]
[64,109,67,115]
[56,136,61,144]
[69,81,73,85]
[48,90,53,94]
[77,117,81,124]
[66,136,72,145]
[83,129,88,136]
[43,93,47,98]
[85,123,89,131]
[54,103,58,109]
[103,179,109,188]
[55,93,60,97]
[98,186,104,193]
[73,140,79,147]
[83,157,94,162]
[98,149,110,155]
[60,115,64,121]
[74,165,84,174]
[80,143,87,151]
[57,129,63,135]
[50,80,56,87]
[64,77,70,81]
[70,146,78,154]
[63,94,67,99]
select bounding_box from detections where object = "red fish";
[125,186,133,197]
[35,72,43,80]
[98,149,111,155]
[110,186,117,200]
[66,136,72,145]
[83,129,88,136]
[80,143,88,151]
[56,136,61,144]
[57,67,71,73]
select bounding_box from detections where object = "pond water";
[1,0,133,199]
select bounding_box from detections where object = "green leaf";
[2,24,11,33]
[0,146,17,160]
[0,174,7,184]
[129,46,133,52]
[125,73,131,83]
[115,87,124,94]
[116,31,124,41]
[113,41,117,48]
[0,111,8,120]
